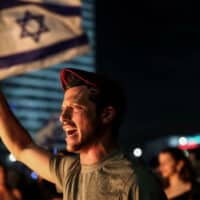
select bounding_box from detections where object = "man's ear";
[101,106,116,124]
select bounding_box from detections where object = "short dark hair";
[60,68,126,138]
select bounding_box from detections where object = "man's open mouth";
[67,129,77,137]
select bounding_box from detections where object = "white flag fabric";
[0,0,90,79]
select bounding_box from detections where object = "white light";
[30,172,38,180]
[8,154,16,162]
[133,147,143,157]
[179,137,188,146]
[168,136,179,146]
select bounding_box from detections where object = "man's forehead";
[64,85,90,100]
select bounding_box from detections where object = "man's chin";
[66,144,81,153]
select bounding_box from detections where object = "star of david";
[16,11,49,42]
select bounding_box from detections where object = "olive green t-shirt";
[49,151,166,200]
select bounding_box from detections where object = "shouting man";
[0,68,166,200]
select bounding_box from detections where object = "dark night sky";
[96,0,200,147]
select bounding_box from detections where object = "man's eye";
[73,105,84,111]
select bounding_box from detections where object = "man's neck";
[80,143,118,165]
[79,132,119,165]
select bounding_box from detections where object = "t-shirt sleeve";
[49,155,77,193]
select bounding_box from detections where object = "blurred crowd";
[0,161,62,200]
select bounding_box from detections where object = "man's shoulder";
[104,151,151,176]
[104,151,167,199]
[50,153,80,173]
[102,151,142,182]
[121,153,161,185]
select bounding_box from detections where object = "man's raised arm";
[0,91,55,183]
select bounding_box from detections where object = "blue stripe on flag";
[0,34,88,68]
[0,0,81,16]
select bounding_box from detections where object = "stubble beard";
[66,120,104,153]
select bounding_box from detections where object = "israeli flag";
[0,0,90,79]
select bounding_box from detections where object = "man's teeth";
[67,130,77,136]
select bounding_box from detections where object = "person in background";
[188,148,200,183]
[0,68,167,200]
[158,147,200,200]
[0,162,22,200]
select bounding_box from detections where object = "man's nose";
[60,108,73,123]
